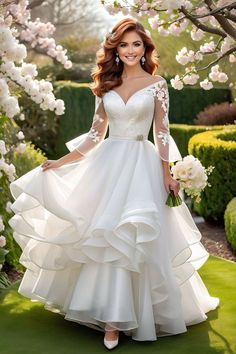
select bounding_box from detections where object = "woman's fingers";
[169,182,180,196]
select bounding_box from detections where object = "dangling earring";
[141,56,146,65]
[115,53,120,66]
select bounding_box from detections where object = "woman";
[9,18,219,350]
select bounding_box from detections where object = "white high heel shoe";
[104,326,119,350]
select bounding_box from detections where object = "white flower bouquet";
[166,155,214,207]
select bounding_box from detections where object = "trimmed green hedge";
[168,86,232,124]
[54,81,97,158]
[224,198,236,251]
[170,124,223,156]
[188,126,236,223]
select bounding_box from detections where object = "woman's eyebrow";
[119,40,142,44]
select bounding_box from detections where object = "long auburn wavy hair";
[90,18,159,97]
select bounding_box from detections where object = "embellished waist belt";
[108,134,148,141]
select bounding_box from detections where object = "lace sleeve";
[65,95,108,156]
[152,79,170,162]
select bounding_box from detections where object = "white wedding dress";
[9,76,219,341]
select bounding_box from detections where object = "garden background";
[0,1,236,354]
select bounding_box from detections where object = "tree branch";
[27,0,46,9]
[204,0,236,40]
[180,6,227,38]
[197,45,236,72]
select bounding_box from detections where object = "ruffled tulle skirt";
[9,136,219,341]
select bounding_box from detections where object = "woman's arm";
[41,149,84,171]
[152,79,180,196]
[42,96,108,171]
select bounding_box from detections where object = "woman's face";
[116,30,145,67]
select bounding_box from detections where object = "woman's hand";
[163,174,180,197]
[41,159,64,172]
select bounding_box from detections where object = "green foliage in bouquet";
[0,117,46,270]
[224,197,236,251]
[188,126,236,223]
[170,124,223,157]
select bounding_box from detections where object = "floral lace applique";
[148,80,169,129]
[150,78,170,161]
[87,114,105,142]
[71,96,108,156]
[157,131,169,146]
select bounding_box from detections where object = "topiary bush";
[194,101,236,125]
[224,197,236,251]
[170,124,223,156]
[188,126,236,223]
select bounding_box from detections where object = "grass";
[0,256,235,354]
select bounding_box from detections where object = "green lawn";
[0,256,235,354]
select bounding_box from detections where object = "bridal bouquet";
[166,155,214,207]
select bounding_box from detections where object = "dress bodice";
[103,84,156,140]
[65,76,173,162]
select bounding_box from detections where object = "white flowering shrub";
[102,0,236,91]
[0,0,73,278]
[0,115,45,273]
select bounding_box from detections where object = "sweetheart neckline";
[109,79,165,106]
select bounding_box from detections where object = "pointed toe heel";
[104,337,119,350]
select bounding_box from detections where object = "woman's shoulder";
[152,74,167,84]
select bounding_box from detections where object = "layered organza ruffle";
[9,137,219,341]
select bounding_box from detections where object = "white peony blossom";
[200,79,213,90]
[1,96,20,118]
[171,155,213,202]
[0,79,10,98]
[0,235,6,247]
[21,63,38,77]
[170,75,184,90]
[209,65,228,83]
[183,73,199,85]
[55,99,65,115]
[19,113,25,120]
[176,47,195,65]
[191,27,205,41]
[229,54,236,63]
[0,140,7,155]
[16,131,25,140]
[0,216,5,232]
[16,143,26,153]
[148,15,160,29]
[200,41,216,53]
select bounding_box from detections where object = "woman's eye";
[134,43,141,47]
[120,43,127,48]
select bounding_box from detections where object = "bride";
[9,17,219,350]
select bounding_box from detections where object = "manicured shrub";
[188,126,236,223]
[194,101,236,125]
[170,124,223,157]
[53,81,98,158]
[224,198,236,251]
[168,86,232,124]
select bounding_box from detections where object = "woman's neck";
[122,65,147,79]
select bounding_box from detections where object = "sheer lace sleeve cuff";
[65,95,108,156]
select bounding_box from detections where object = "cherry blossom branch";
[196,45,236,72]
[204,0,236,39]
[180,6,227,38]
